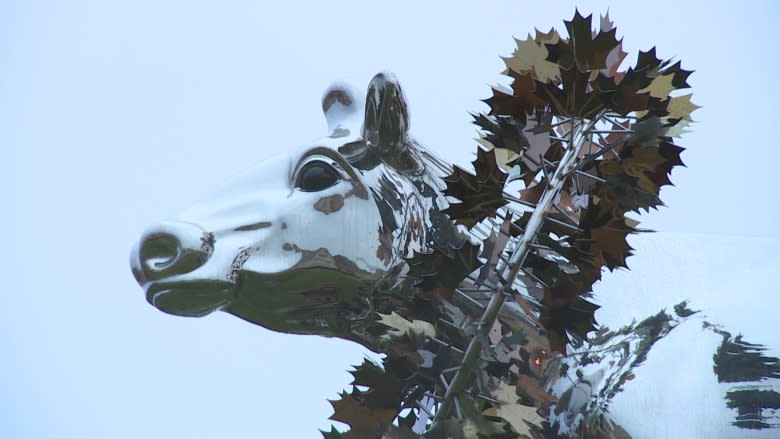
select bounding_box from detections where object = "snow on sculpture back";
[130,12,780,438]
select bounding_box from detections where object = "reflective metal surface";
[131,73,457,347]
[131,73,780,437]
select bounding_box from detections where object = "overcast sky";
[2,1,779,438]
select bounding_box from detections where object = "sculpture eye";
[297,161,340,192]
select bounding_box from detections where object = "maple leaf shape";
[638,73,677,99]
[536,233,592,268]
[658,140,685,167]
[325,356,417,438]
[625,115,669,147]
[634,46,666,73]
[377,311,436,344]
[596,160,663,212]
[474,111,554,176]
[327,391,398,438]
[443,147,508,228]
[642,140,685,189]
[637,60,694,100]
[523,252,563,288]
[518,179,545,204]
[405,240,482,299]
[349,360,405,409]
[663,60,694,89]
[536,64,605,119]
[545,10,621,71]
[485,70,547,124]
[535,27,560,45]
[594,70,647,116]
[502,33,561,83]
[620,146,669,193]
[482,380,545,436]
[539,295,600,352]
[591,12,628,80]
[667,93,700,121]
[522,235,599,305]
[424,394,509,439]
[594,48,675,116]
[592,226,634,270]
[579,203,636,270]
[321,426,347,439]
[515,374,557,409]
[472,113,529,156]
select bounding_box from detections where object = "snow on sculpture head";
[130,73,458,344]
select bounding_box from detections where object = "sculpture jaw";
[224,267,378,341]
[146,280,235,318]
[143,264,383,348]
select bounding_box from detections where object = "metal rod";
[575,169,606,182]
[458,287,497,294]
[429,112,604,429]
[603,113,635,126]
[439,374,450,389]
[551,203,579,226]
[477,393,500,404]
[520,266,551,288]
[430,338,465,355]
[437,318,463,330]
[454,397,463,420]
[523,153,542,167]
[545,215,582,232]
[455,288,487,310]
[415,399,435,418]
[540,159,551,185]
[442,366,461,375]
[503,193,538,209]
[423,392,443,401]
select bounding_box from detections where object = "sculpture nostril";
[135,222,212,282]
[141,234,181,272]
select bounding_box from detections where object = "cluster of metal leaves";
[325,11,699,438]
[479,10,696,352]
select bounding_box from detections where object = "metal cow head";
[130,73,456,345]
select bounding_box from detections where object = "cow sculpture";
[130,14,780,437]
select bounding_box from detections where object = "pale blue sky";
[2,1,779,438]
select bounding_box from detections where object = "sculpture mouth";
[146,280,236,317]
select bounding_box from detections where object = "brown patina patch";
[322,89,352,113]
[377,225,394,265]
[314,194,344,214]
[234,221,272,231]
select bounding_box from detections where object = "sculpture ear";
[322,82,362,137]
[362,72,410,154]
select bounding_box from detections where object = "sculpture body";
[128,72,672,437]
[131,13,780,437]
